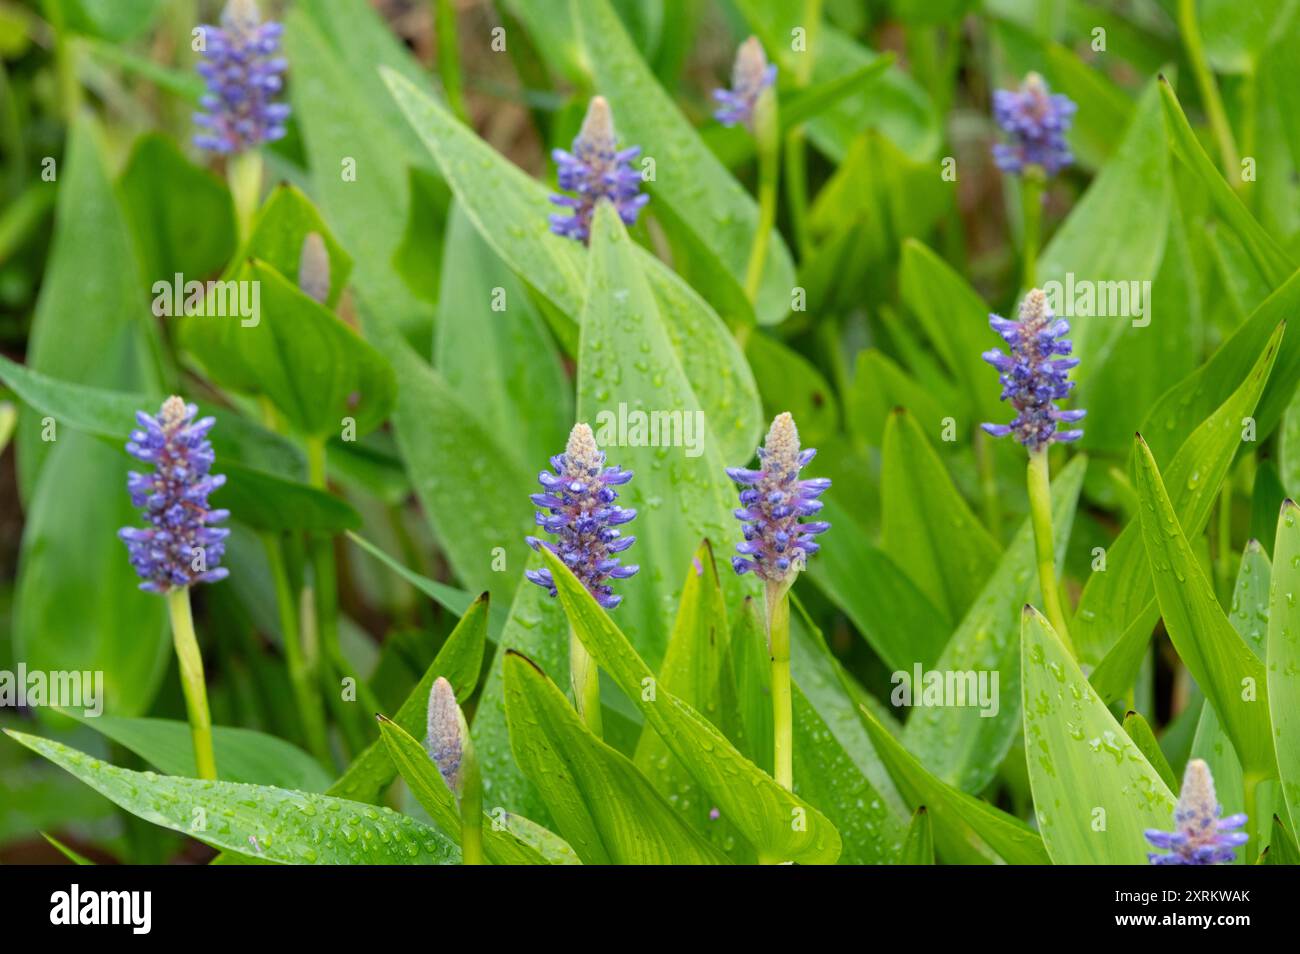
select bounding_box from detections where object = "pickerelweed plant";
[982,289,1084,654]
[426,676,482,865]
[992,72,1075,288]
[727,412,830,792]
[526,423,638,736]
[119,396,229,779]
[195,0,290,240]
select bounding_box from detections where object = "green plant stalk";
[434,0,469,123]
[766,579,793,791]
[1176,0,1240,183]
[974,428,1002,539]
[783,130,812,260]
[459,728,484,865]
[165,588,218,780]
[569,626,602,738]
[1027,447,1075,656]
[261,532,330,764]
[743,87,780,303]
[1243,770,1265,863]
[1020,165,1044,290]
[228,149,263,246]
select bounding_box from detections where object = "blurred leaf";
[380,67,763,466]
[376,716,561,865]
[7,731,458,864]
[883,408,1000,621]
[1021,607,1176,864]
[1135,435,1275,779]
[900,807,935,864]
[902,455,1087,794]
[435,202,571,471]
[62,0,164,41]
[1122,710,1178,792]
[846,349,956,447]
[240,185,353,309]
[1262,815,1300,865]
[67,714,332,792]
[41,832,94,865]
[859,703,1050,864]
[745,333,839,446]
[1267,500,1300,834]
[502,652,730,864]
[542,547,841,863]
[1198,0,1298,73]
[328,595,488,804]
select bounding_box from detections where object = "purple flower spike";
[1145,759,1249,865]
[119,396,231,594]
[713,36,777,130]
[193,0,290,155]
[726,412,830,583]
[549,96,649,244]
[991,72,1076,176]
[525,423,638,610]
[981,288,1085,452]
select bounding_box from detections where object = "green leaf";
[1262,815,1300,865]
[240,184,353,309]
[67,714,332,792]
[845,349,956,447]
[376,716,566,865]
[379,66,762,466]
[858,702,1050,865]
[41,832,94,865]
[328,595,488,804]
[745,333,840,447]
[577,203,752,664]
[541,547,840,863]
[1134,435,1275,778]
[1076,321,1285,663]
[901,455,1087,794]
[434,201,571,472]
[502,652,729,864]
[6,730,459,864]
[900,807,935,864]
[1021,607,1177,864]
[569,0,795,325]
[1122,710,1178,792]
[1158,77,1294,287]
[1267,499,1300,834]
[882,407,1000,622]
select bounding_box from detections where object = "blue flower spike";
[1145,759,1249,865]
[549,96,649,244]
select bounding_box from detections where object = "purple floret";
[981,288,1086,451]
[525,423,638,610]
[713,36,777,130]
[1145,759,1249,865]
[991,72,1076,177]
[726,413,830,583]
[549,96,649,244]
[193,0,290,155]
[119,396,230,593]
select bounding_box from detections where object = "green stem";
[783,129,812,261]
[1027,448,1075,656]
[1177,0,1240,183]
[743,88,780,304]
[434,0,469,123]
[974,428,1002,540]
[261,532,330,764]
[569,626,602,738]
[228,149,263,247]
[1020,165,1044,290]
[459,735,484,865]
[165,588,218,780]
[766,580,793,791]
[1243,771,1264,863]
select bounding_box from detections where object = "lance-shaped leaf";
[6,731,459,865]
[1021,607,1177,864]
[900,807,935,864]
[1267,500,1300,833]
[1135,435,1275,779]
[541,548,841,864]
[376,716,574,865]
[502,652,729,864]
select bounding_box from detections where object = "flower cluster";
[981,289,1085,451]
[1145,759,1248,865]
[525,423,638,610]
[991,73,1076,176]
[726,413,830,583]
[193,0,290,155]
[549,96,649,244]
[713,36,777,129]
[425,676,465,797]
[119,396,230,593]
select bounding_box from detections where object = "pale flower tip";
[1179,758,1216,813]
[735,36,768,83]
[160,395,188,428]
[565,422,601,471]
[580,96,615,147]
[298,232,331,304]
[1021,287,1048,320]
[764,412,800,467]
[425,677,464,794]
[222,0,261,31]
